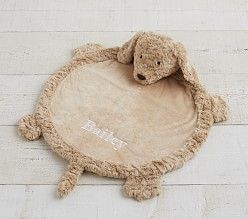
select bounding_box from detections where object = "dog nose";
[137,74,146,80]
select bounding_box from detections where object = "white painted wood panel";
[1,32,247,76]
[0,185,247,219]
[0,73,246,125]
[1,31,248,54]
[1,0,247,11]
[1,126,248,185]
[0,11,248,32]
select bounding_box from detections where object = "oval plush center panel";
[50,60,197,166]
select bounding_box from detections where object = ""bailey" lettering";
[81,119,128,150]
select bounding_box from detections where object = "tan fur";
[117,32,229,122]
[211,95,229,123]
[57,162,84,198]
[18,32,228,201]
[18,113,42,140]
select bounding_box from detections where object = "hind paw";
[123,175,161,201]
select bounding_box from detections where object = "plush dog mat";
[18,32,228,201]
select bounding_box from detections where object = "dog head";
[117,32,199,86]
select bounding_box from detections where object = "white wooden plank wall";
[0,0,247,218]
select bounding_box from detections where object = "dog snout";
[137,74,146,80]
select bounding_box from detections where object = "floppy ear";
[173,42,200,88]
[117,32,145,64]
[173,42,229,123]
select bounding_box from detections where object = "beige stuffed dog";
[117,31,228,123]
[19,31,228,201]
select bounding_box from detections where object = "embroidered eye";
[157,61,161,65]
[140,55,142,59]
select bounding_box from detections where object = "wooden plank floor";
[0,0,247,218]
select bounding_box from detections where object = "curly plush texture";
[18,113,42,140]
[57,162,84,198]
[211,95,229,123]
[73,43,105,60]
[18,32,229,201]
[124,175,161,201]
[118,32,179,85]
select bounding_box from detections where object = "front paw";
[73,43,104,60]
[123,175,161,201]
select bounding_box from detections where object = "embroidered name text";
[81,119,127,150]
